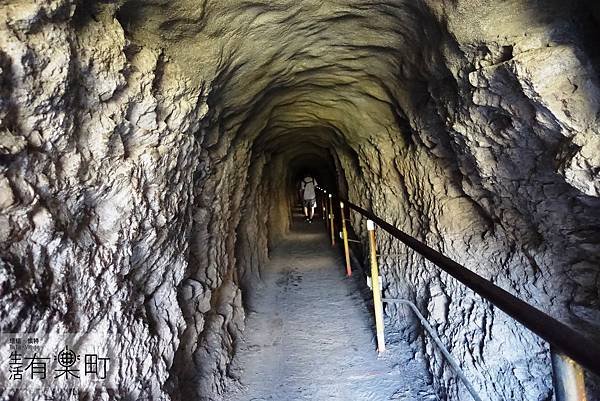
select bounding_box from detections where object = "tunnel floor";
[225,210,437,401]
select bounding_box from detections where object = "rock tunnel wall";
[0,1,599,400]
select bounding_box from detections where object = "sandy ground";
[226,212,437,401]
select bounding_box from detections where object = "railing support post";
[552,347,587,401]
[329,194,335,246]
[367,219,385,353]
[340,202,352,277]
[324,195,329,231]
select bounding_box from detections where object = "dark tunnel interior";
[1,1,600,401]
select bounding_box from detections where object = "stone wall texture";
[0,1,598,400]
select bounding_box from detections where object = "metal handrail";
[382,298,482,401]
[316,188,600,378]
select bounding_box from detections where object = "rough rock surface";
[0,1,599,401]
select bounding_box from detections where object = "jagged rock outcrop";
[0,1,598,400]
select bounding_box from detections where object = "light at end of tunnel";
[340,201,344,208]
[367,220,375,231]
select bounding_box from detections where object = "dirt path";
[226,213,437,401]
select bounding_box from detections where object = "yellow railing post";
[340,202,352,277]
[329,194,335,246]
[552,347,588,401]
[324,195,329,231]
[367,219,385,353]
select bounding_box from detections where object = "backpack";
[302,177,315,197]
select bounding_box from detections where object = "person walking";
[300,175,317,222]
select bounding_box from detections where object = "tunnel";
[1,0,600,400]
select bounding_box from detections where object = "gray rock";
[0,1,599,400]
